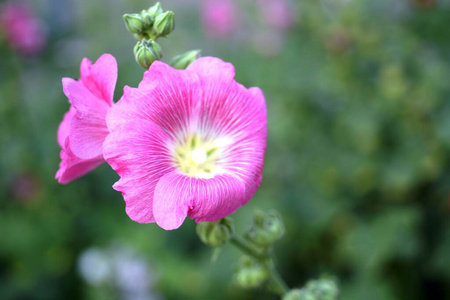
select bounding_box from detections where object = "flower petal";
[103,119,174,223]
[55,139,104,184]
[107,61,201,138]
[153,171,247,230]
[187,56,235,82]
[62,77,110,160]
[57,106,76,148]
[79,54,117,105]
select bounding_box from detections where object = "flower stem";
[230,235,289,296]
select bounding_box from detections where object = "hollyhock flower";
[56,54,117,184]
[258,0,295,30]
[201,0,239,37]
[0,2,47,56]
[104,57,267,230]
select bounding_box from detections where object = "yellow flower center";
[174,133,221,179]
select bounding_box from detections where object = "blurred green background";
[1,0,450,299]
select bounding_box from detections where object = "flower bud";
[196,218,233,247]
[234,256,268,289]
[153,11,175,37]
[304,278,339,300]
[283,278,339,300]
[123,13,146,34]
[170,50,201,69]
[246,210,285,246]
[147,2,163,18]
[133,39,162,69]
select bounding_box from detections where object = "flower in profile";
[56,54,117,184]
[104,57,267,230]
[201,0,239,37]
[0,2,47,56]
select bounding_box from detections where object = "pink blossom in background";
[201,0,239,37]
[0,2,47,56]
[103,57,267,230]
[258,0,295,30]
[56,54,117,184]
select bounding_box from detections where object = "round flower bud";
[170,50,201,69]
[246,210,285,246]
[305,278,339,300]
[123,13,146,34]
[234,257,268,289]
[133,40,162,69]
[153,11,175,37]
[147,2,163,19]
[196,218,233,247]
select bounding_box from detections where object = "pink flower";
[103,57,267,230]
[258,0,295,30]
[56,54,117,184]
[0,2,47,56]
[201,0,239,37]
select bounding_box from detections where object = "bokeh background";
[1,0,450,299]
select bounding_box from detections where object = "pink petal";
[62,77,110,160]
[79,54,117,105]
[187,56,235,82]
[55,139,104,184]
[153,171,247,230]
[103,119,174,223]
[107,61,202,137]
[57,106,76,148]
[193,66,267,199]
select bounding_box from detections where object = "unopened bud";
[170,50,201,69]
[246,210,285,246]
[123,13,146,34]
[234,256,268,289]
[304,278,339,300]
[153,11,175,37]
[283,278,339,300]
[196,218,233,247]
[147,2,163,18]
[134,40,162,69]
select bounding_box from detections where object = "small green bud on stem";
[246,210,285,246]
[134,39,162,69]
[234,256,269,289]
[123,13,147,34]
[170,50,201,69]
[147,2,163,18]
[154,11,175,37]
[196,218,234,247]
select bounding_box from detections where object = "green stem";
[230,235,289,296]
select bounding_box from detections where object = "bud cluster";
[123,2,175,69]
[123,2,174,41]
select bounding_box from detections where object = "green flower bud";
[170,50,201,69]
[134,39,162,69]
[147,2,163,18]
[246,210,285,246]
[304,278,339,300]
[196,218,233,247]
[140,9,155,26]
[153,11,175,37]
[123,13,146,34]
[234,257,268,289]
